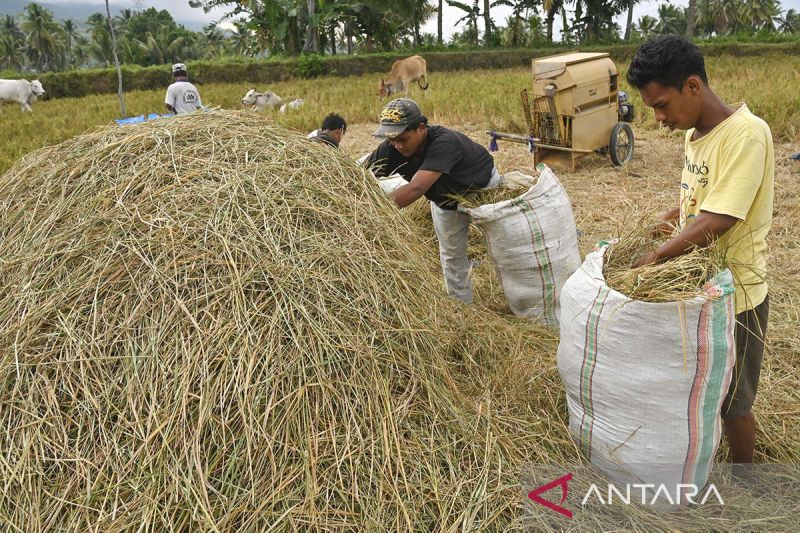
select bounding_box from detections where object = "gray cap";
[372,98,423,139]
[172,63,187,74]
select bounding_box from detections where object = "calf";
[279,98,304,113]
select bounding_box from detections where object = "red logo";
[528,473,573,518]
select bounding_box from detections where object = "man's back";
[367,125,494,209]
[312,131,339,148]
[165,81,202,114]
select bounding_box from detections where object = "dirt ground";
[341,120,800,460]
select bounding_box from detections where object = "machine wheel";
[609,122,634,166]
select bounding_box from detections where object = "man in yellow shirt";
[627,35,774,463]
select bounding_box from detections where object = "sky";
[37,0,800,40]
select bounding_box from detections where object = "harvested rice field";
[0,51,798,531]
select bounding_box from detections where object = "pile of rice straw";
[452,171,536,209]
[603,219,727,302]
[0,111,571,531]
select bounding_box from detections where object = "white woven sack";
[463,166,580,326]
[557,244,736,504]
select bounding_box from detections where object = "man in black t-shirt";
[367,98,501,303]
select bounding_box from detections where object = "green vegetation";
[2,41,796,99]
[1,0,799,76]
[1,52,798,177]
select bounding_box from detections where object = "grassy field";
[1,53,799,176]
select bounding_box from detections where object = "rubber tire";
[609,122,634,166]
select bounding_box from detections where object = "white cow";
[0,79,45,112]
[241,88,282,111]
[279,98,304,113]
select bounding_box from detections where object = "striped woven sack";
[463,166,581,327]
[556,244,735,504]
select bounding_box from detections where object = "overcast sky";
[41,0,800,40]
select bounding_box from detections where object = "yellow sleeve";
[699,136,766,220]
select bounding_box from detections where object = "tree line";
[1,0,798,73]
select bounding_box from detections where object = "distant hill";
[0,1,208,31]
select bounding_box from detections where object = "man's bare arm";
[633,210,738,268]
[390,170,442,208]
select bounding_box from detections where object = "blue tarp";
[115,113,174,126]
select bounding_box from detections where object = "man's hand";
[391,169,442,208]
[652,207,681,238]
[630,210,739,269]
[632,250,660,268]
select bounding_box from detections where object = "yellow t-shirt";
[680,103,774,314]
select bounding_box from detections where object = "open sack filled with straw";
[557,230,736,507]
[460,166,581,326]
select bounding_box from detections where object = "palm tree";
[201,22,226,57]
[2,15,25,42]
[229,21,254,56]
[756,0,783,31]
[71,33,91,67]
[572,0,624,42]
[715,0,744,34]
[778,8,800,33]
[635,14,659,38]
[656,3,685,34]
[1,15,25,69]
[686,0,697,37]
[0,33,26,70]
[87,13,113,65]
[114,8,135,31]
[106,0,126,118]
[484,0,492,44]
[696,0,715,36]
[63,19,79,65]
[438,0,443,43]
[495,0,537,46]
[624,0,643,40]
[21,3,64,71]
[740,0,764,30]
[543,0,565,42]
[303,0,319,52]
[136,27,192,64]
[448,0,481,45]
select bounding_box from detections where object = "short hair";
[173,70,187,78]
[321,113,347,132]
[626,35,708,90]
[405,115,428,132]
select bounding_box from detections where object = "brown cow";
[378,55,429,98]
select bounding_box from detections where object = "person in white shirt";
[164,63,203,115]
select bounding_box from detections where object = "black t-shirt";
[313,131,339,148]
[366,125,494,209]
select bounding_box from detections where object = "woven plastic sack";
[377,175,407,194]
[463,166,580,326]
[557,244,736,504]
